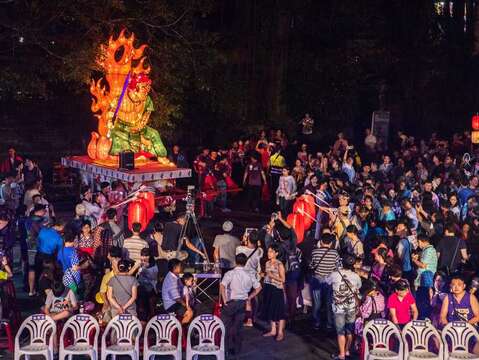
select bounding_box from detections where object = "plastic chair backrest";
[402,320,442,355]
[103,314,142,345]
[16,314,55,347]
[145,314,181,346]
[364,319,402,351]
[61,314,99,346]
[442,321,479,354]
[187,314,225,348]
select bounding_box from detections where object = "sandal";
[276,334,285,342]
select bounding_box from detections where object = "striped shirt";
[309,247,340,279]
[123,235,148,264]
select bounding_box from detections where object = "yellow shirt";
[270,153,286,168]
[100,270,115,293]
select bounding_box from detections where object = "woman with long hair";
[261,244,287,342]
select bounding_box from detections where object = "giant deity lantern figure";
[88,29,168,164]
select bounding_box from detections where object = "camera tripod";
[177,206,211,270]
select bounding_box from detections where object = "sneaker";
[221,208,232,213]
[313,323,320,330]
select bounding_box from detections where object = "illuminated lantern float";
[88,29,170,164]
[86,29,180,230]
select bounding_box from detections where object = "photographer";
[162,213,206,262]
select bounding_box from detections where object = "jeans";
[334,310,356,335]
[311,277,333,328]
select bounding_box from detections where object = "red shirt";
[387,292,415,325]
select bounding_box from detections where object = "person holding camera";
[107,259,139,317]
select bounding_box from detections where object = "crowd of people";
[1,120,479,358]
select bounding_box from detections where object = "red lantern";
[287,213,305,243]
[225,175,239,190]
[128,199,148,232]
[473,114,479,130]
[137,191,155,223]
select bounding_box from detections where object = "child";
[181,272,196,316]
[44,281,78,321]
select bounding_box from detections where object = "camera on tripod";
[185,185,196,213]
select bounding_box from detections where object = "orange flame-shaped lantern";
[88,29,150,160]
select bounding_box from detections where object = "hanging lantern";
[472,113,479,130]
[137,191,155,222]
[128,199,148,232]
[287,213,305,243]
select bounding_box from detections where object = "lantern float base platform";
[61,155,191,183]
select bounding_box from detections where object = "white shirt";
[221,266,260,302]
[235,246,263,279]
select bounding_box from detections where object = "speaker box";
[119,151,135,170]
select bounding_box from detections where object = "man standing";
[412,235,437,319]
[123,222,148,265]
[35,220,65,281]
[220,253,262,358]
[309,233,340,330]
[162,214,206,261]
[213,221,240,276]
[437,222,468,275]
[243,155,267,212]
[93,208,124,266]
[327,255,362,360]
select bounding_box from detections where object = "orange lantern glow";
[473,114,479,130]
[128,199,148,232]
[137,191,155,222]
[287,213,305,243]
[88,29,151,160]
[96,136,112,160]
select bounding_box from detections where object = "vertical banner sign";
[371,111,390,150]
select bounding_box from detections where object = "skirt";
[260,283,286,322]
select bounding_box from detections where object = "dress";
[260,260,286,322]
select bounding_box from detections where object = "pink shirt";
[387,292,415,325]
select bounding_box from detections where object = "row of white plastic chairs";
[364,318,479,360]
[15,312,225,360]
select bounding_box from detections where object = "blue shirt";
[399,238,412,272]
[161,271,183,311]
[37,228,63,255]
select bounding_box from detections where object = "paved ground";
[4,195,342,359]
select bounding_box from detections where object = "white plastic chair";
[402,320,444,360]
[363,318,404,360]
[143,314,182,360]
[14,314,56,360]
[59,314,100,360]
[186,314,225,360]
[101,314,142,360]
[442,321,479,360]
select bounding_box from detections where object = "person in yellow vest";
[269,147,286,205]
